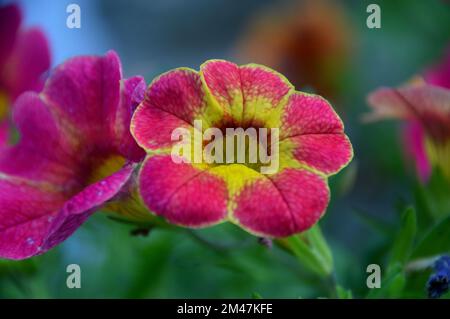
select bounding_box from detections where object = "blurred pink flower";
[0,51,147,260]
[0,3,51,145]
[367,49,450,182]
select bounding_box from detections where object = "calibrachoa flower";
[0,51,147,260]
[367,50,450,182]
[131,60,353,237]
[0,4,51,145]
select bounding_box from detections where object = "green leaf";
[336,286,353,299]
[389,206,417,268]
[276,225,333,277]
[367,263,405,298]
[304,225,333,270]
[412,215,450,259]
[251,292,263,299]
[352,208,394,236]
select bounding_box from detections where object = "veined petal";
[239,63,293,126]
[280,92,344,140]
[112,76,146,161]
[0,176,66,260]
[367,85,450,142]
[138,155,228,227]
[231,168,329,237]
[284,133,353,176]
[1,92,78,184]
[42,51,122,145]
[200,60,243,122]
[42,164,135,253]
[200,61,294,126]
[131,68,208,151]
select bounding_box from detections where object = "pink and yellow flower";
[368,49,450,182]
[131,60,353,238]
[0,51,146,260]
[0,4,51,145]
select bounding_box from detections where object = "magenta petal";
[403,122,432,182]
[2,28,51,99]
[424,47,450,89]
[1,92,77,184]
[0,120,9,147]
[112,76,146,161]
[39,50,144,159]
[289,134,353,175]
[42,51,121,142]
[233,169,330,237]
[0,178,66,260]
[41,164,135,253]
[139,156,228,227]
[0,4,21,70]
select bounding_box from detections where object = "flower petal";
[425,47,450,89]
[42,51,121,144]
[239,63,293,125]
[138,155,228,227]
[42,164,135,252]
[403,122,432,182]
[111,76,146,161]
[0,4,21,70]
[280,92,344,140]
[0,120,9,147]
[231,168,329,237]
[0,177,66,260]
[2,28,51,99]
[1,92,78,184]
[367,85,450,142]
[285,133,353,176]
[131,68,209,151]
[200,61,294,125]
[200,60,243,122]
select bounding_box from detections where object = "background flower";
[367,51,450,183]
[131,60,353,238]
[0,3,51,145]
[0,51,147,260]
[237,0,352,103]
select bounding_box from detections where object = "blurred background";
[1,0,450,298]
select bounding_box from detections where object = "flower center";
[0,91,9,121]
[202,119,279,174]
[85,153,126,186]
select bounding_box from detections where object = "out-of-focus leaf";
[413,169,450,226]
[367,263,405,298]
[334,160,358,196]
[304,225,333,271]
[352,208,394,236]
[252,292,263,299]
[389,207,417,268]
[336,285,353,299]
[276,225,333,277]
[412,216,450,259]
